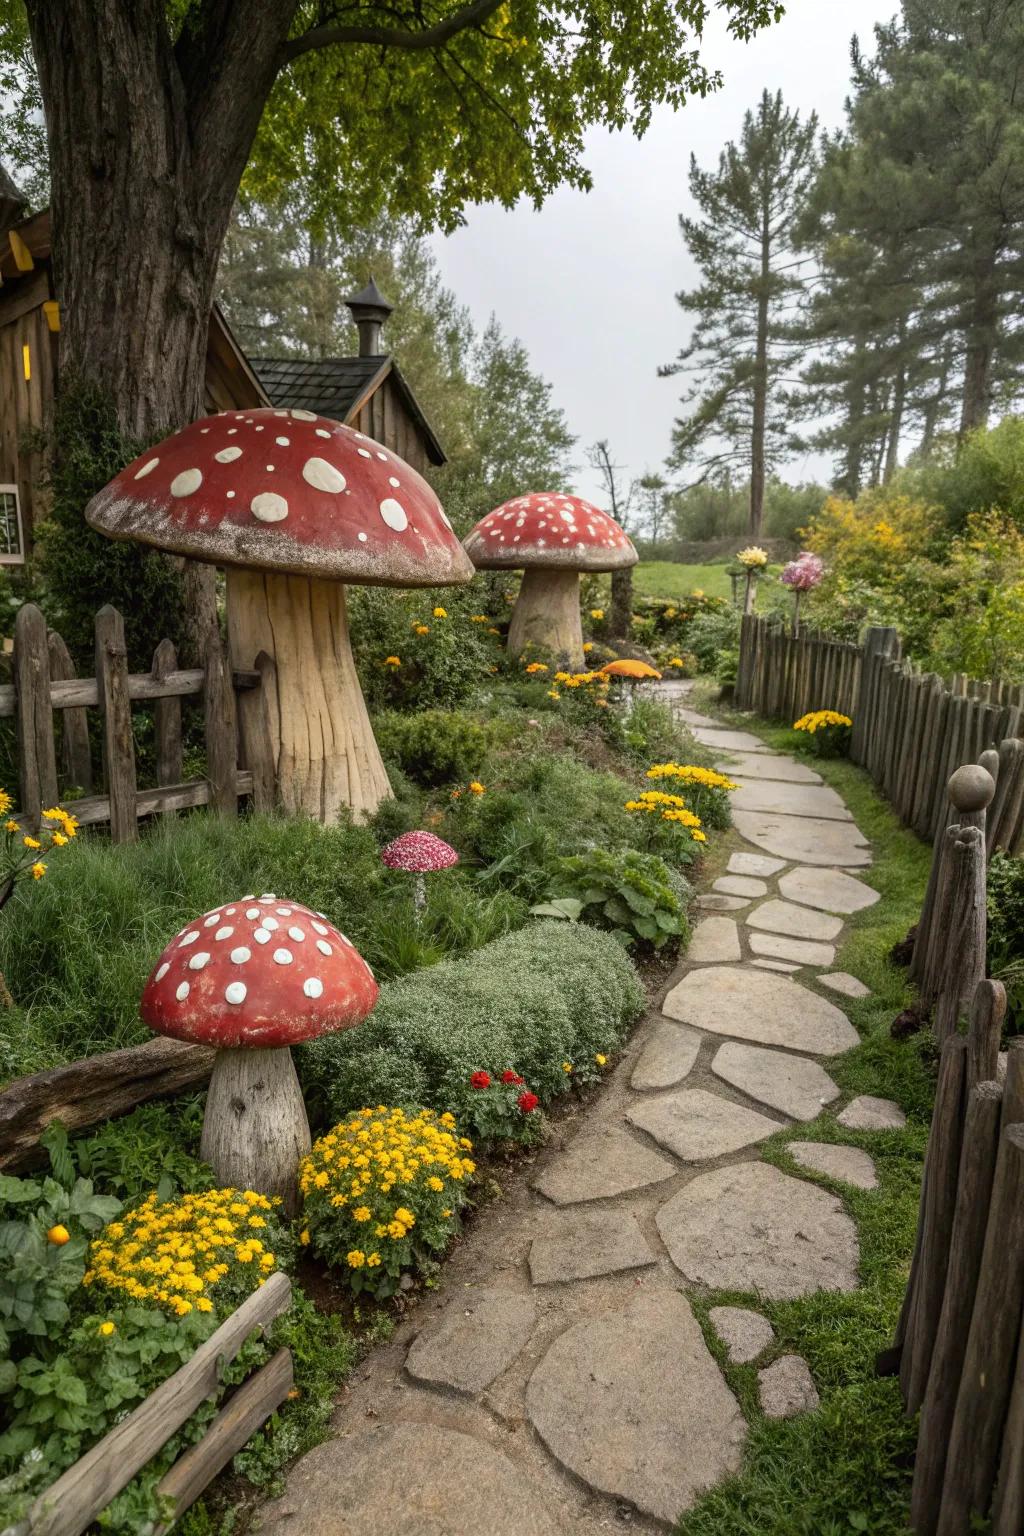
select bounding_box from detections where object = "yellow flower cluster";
[645,763,737,790]
[300,1107,475,1275]
[413,623,430,635]
[0,799,78,885]
[433,606,448,619]
[737,546,769,568]
[793,710,852,734]
[384,655,401,668]
[625,790,706,842]
[524,661,548,674]
[84,1189,280,1318]
[590,608,605,620]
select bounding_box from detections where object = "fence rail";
[736,615,1024,851]
[7,601,266,842]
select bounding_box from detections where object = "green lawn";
[678,696,934,1536]
[633,560,734,601]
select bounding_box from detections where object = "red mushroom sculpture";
[463,492,637,670]
[85,408,474,822]
[141,894,378,1211]
[382,830,459,914]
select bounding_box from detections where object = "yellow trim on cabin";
[22,345,30,382]
[8,230,33,272]
[42,300,60,333]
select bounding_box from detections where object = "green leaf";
[0,1175,42,1204]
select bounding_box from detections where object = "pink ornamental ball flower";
[780,552,824,592]
[381,831,459,874]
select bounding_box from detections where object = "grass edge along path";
[677,696,933,1536]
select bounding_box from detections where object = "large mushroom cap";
[85,408,474,588]
[463,492,637,572]
[140,895,378,1049]
[600,659,662,679]
[381,830,459,873]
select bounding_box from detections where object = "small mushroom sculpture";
[141,894,378,1212]
[463,492,637,670]
[599,658,662,715]
[381,830,459,915]
[85,408,474,823]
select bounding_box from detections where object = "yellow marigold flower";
[547,690,560,700]
[353,1206,371,1222]
[347,1250,366,1268]
[51,831,68,846]
[22,835,40,849]
[793,710,852,733]
[384,655,401,668]
[31,862,46,879]
[387,1221,407,1240]
[525,661,548,674]
[442,1207,453,1219]
[583,642,594,652]
[427,1176,444,1192]
[562,1061,573,1075]
[0,789,11,815]
[470,614,488,622]
[595,1054,607,1066]
[196,1297,214,1312]
[590,609,604,620]
[98,1320,116,1337]
[4,819,18,832]
[468,781,485,795]
[413,623,430,635]
[367,1252,382,1267]
[691,829,707,842]
[668,657,685,668]
[440,1113,456,1128]
[433,606,448,618]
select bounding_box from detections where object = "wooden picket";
[2,602,262,841]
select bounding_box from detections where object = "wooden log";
[14,602,58,830]
[911,1080,1004,1536]
[919,824,960,1008]
[47,630,92,795]
[933,827,987,1043]
[202,627,239,816]
[988,739,1024,853]
[0,1036,215,1170]
[94,605,137,844]
[967,980,1007,1093]
[993,1289,1024,1534]
[936,1124,1024,1536]
[151,1349,294,1533]
[902,1036,968,1412]
[25,1273,292,1536]
[911,678,942,835]
[152,638,183,791]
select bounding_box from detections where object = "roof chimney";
[345,277,394,358]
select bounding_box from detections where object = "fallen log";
[0,1036,214,1169]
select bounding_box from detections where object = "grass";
[677,695,934,1536]
[633,560,734,601]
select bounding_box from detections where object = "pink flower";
[780,552,824,591]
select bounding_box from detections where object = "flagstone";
[526,1289,747,1525]
[746,898,843,943]
[820,971,871,999]
[529,1208,655,1285]
[778,867,880,915]
[532,1125,678,1206]
[758,1356,820,1418]
[748,931,836,967]
[733,810,871,867]
[697,893,751,912]
[691,727,773,753]
[751,958,801,973]
[663,966,858,1056]
[709,1306,776,1364]
[714,875,769,898]
[711,1042,840,1121]
[689,915,742,963]
[717,753,822,784]
[631,1019,703,1091]
[730,778,853,822]
[657,1161,860,1298]
[837,1095,906,1131]
[406,1290,537,1395]
[627,1087,780,1161]
[789,1141,878,1190]
[728,851,787,877]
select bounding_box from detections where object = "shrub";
[298,1107,474,1298]
[446,1068,545,1146]
[350,587,497,712]
[300,921,644,1120]
[792,710,853,758]
[547,847,690,949]
[374,708,495,786]
[684,607,741,672]
[643,763,736,829]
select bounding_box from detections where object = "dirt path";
[253,686,905,1535]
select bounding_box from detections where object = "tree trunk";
[508,567,585,669]
[609,567,634,644]
[883,342,906,484]
[200,1046,311,1216]
[226,568,392,823]
[959,248,1000,440]
[748,197,770,540]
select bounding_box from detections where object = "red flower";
[501,1070,525,1085]
[470,1071,491,1090]
[517,1091,539,1113]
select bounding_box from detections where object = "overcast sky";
[430,0,897,504]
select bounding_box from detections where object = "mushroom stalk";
[507,568,585,670]
[200,1045,311,1215]
[227,569,391,824]
[413,873,426,914]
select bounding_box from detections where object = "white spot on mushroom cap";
[254,929,271,945]
[315,428,331,439]
[388,476,401,488]
[276,907,293,916]
[380,498,408,532]
[288,925,305,942]
[176,981,190,1001]
[260,915,279,931]
[275,436,290,446]
[135,458,159,480]
[215,446,242,464]
[230,946,251,964]
[303,977,324,999]
[303,457,346,494]
[291,409,317,421]
[357,531,367,543]
[155,962,169,982]
[357,448,371,459]
[273,948,293,965]
[171,468,202,497]
[215,925,234,941]
[179,931,199,947]
[225,981,247,1005]
[188,952,211,971]
[245,907,260,919]
[311,921,329,935]
[316,938,333,956]
[251,491,288,523]
[203,914,220,928]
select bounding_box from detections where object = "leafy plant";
[548,847,691,949]
[445,1067,545,1145]
[987,850,1024,1035]
[374,708,497,786]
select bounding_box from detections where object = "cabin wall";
[350,375,430,475]
[0,269,58,553]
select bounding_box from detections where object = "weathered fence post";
[913,763,995,997]
[202,626,239,816]
[932,825,987,1042]
[14,602,58,829]
[47,629,93,796]
[152,638,183,794]
[94,605,138,843]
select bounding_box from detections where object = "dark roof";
[250,354,446,466]
[346,278,393,315]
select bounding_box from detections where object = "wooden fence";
[735,615,1024,850]
[6,601,268,841]
[12,1272,293,1536]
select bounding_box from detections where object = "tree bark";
[609,567,634,643]
[200,1046,311,1216]
[508,567,585,669]
[959,247,1000,439]
[883,346,906,483]
[748,193,770,540]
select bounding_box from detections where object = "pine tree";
[662,89,818,538]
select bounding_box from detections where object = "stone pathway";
[254,685,906,1536]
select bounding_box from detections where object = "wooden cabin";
[251,279,446,476]
[0,203,269,562]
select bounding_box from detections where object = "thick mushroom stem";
[200,1046,311,1215]
[227,568,391,823]
[507,568,585,670]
